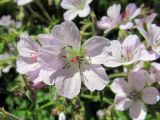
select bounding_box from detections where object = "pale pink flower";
[120,3,141,30]
[137,24,160,55]
[16,34,54,85]
[135,13,157,27]
[61,0,92,21]
[149,62,160,84]
[16,0,33,6]
[104,35,157,67]
[0,15,15,27]
[111,70,160,120]
[39,21,110,99]
[0,53,13,76]
[97,4,122,33]
[59,112,66,120]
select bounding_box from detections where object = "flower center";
[70,56,80,64]
[30,53,38,62]
[128,91,141,101]
[62,46,84,69]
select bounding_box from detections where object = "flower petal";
[17,34,40,57]
[33,69,55,85]
[83,36,110,57]
[63,9,78,21]
[122,35,141,58]
[16,56,40,74]
[81,64,109,91]
[17,0,33,6]
[78,5,90,17]
[53,21,80,48]
[54,67,81,99]
[97,16,112,30]
[111,78,131,95]
[38,45,65,71]
[61,0,76,9]
[150,62,160,84]
[119,22,134,30]
[114,95,133,111]
[142,87,160,105]
[107,4,121,19]
[38,34,58,46]
[129,100,147,120]
[139,50,159,61]
[128,70,147,92]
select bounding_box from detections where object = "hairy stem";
[109,73,128,79]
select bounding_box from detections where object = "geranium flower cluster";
[15,1,160,120]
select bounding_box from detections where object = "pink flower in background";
[59,112,66,120]
[135,13,157,27]
[103,35,157,67]
[149,62,160,84]
[111,70,160,120]
[16,34,54,85]
[0,15,15,27]
[137,24,160,55]
[16,0,33,6]
[120,3,141,30]
[97,4,122,33]
[0,53,13,77]
[61,0,92,21]
[39,21,110,98]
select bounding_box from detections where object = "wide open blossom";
[16,34,55,85]
[61,0,92,21]
[120,3,141,30]
[39,21,110,99]
[103,35,157,67]
[97,4,122,33]
[137,24,160,55]
[16,0,33,6]
[111,70,160,120]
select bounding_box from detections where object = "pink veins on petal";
[124,46,133,61]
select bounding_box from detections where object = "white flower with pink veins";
[61,0,92,21]
[97,4,122,33]
[120,3,141,30]
[103,35,157,67]
[16,34,55,86]
[39,21,110,99]
[111,70,160,120]
[138,24,160,55]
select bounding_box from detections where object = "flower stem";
[90,10,97,35]
[81,94,112,104]
[0,56,17,63]
[0,108,20,120]
[35,0,52,21]
[108,73,128,79]
[27,5,49,24]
